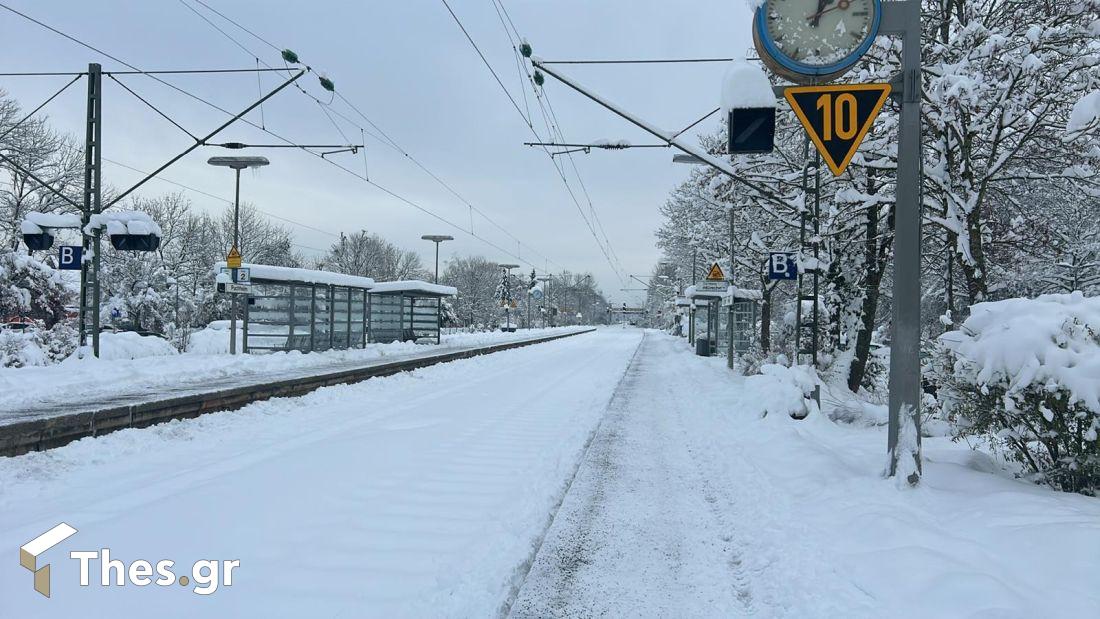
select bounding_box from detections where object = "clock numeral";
[815,93,859,141]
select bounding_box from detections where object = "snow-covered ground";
[512,333,1100,618]
[1,329,1097,617]
[0,326,587,425]
[0,328,640,617]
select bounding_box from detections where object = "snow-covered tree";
[0,251,71,326]
[321,230,426,282]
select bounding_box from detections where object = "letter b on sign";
[768,253,797,281]
[58,245,82,270]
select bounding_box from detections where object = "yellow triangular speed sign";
[705,262,726,281]
[784,84,891,176]
[226,246,242,269]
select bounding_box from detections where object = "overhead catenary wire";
[0,73,82,143]
[450,0,629,286]
[489,0,630,282]
[179,0,566,274]
[2,2,550,275]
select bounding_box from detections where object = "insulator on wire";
[281,49,300,64]
[319,75,335,92]
[533,70,545,86]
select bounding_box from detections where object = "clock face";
[755,0,880,78]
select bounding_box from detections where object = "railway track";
[0,328,595,457]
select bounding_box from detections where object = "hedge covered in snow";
[939,293,1100,494]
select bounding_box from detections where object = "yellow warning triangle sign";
[784,83,891,177]
[226,246,242,268]
[705,262,726,281]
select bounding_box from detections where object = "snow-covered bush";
[0,322,76,367]
[37,322,77,362]
[938,293,1100,494]
[0,329,45,367]
[0,251,71,327]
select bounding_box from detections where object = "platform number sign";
[768,252,798,281]
[58,245,82,270]
[784,84,892,176]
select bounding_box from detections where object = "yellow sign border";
[784,83,892,177]
[705,262,726,281]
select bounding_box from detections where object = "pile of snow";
[215,262,375,289]
[941,292,1100,412]
[85,211,163,237]
[20,211,82,234]
[184,321,240,355]
[720,59,775,112]
[730,363,821,419]
[1067,90,1100,133]
[91,331,179,361]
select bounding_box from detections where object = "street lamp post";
[536,275,552,328]
[207,155,269,355]
[420,234,454,284]
[421,235,453,341]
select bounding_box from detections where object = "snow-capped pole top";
[720,59,775,112]
[84,211,163,237]
[20,212,83,234]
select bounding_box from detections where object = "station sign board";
[58,245,82,270]
[768,252,798,281]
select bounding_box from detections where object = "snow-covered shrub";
[0,329,45,367]
[0,251,71,327]
[37,322,77,363]
[938,293,1100,494]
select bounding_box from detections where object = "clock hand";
[807,0,850,23]
[810,0,834,27]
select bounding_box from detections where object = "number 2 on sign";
[815,93,858,141]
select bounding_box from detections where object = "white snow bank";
[1068,90,1100,133]
[214,261,376,288]
[720,59,775,112]
[83,331,179,361]
[941,292,1100,413]
[730,363,821,419]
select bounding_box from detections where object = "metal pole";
[728,206,736,369]
[882,0,923,484]
[230,167,240,355]
[79,63,103,357]
[433,241,440,284]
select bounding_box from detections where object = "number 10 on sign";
[816,93,860,141]
[784,84,892,176]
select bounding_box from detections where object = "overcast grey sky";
[1,1,753,303]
